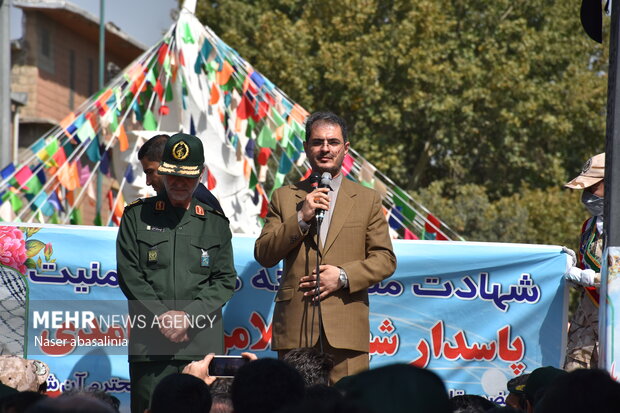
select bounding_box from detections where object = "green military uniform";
[116,133,237,413]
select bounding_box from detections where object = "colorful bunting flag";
[143,109,158,131]
[257,125,276,150]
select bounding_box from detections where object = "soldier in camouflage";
[563,153,605,370]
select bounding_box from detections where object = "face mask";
[582,191,604,217]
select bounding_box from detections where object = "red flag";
[260,196,269,218]
[154,79,164,100]
[206,168,217,190]
[158,43,169,66]
[257,148,271,166]
[425,213,447,240]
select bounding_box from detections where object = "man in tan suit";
[254,111,396,382]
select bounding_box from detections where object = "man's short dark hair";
[150,373,212,413]
[305,112,348,143]
[450,394,497,412]
[138,134,170,162]
[283,347,335,386]
[231,358,304,413]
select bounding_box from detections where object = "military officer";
[116,132,237,413]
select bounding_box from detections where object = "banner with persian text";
[0,224,568,410]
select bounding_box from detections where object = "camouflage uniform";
[564,216,602,370]
[0,355,49,392]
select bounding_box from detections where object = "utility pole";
[95,0,105,224]
[0,0,11,169]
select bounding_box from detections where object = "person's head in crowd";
[209,392,233,413]
[137,134,170,195]
[335,364,451,413]
[147,373,211,413]
[0,390,46,413]
[61,390,120,413]
[450,394,497,412]
[283,347,335,387]
[209,377,233,396]
[26,395,116,413]
[534,368,620,413]
[231,358,304,413]
[0,356,49,393]
[523,366,566,413]
[505,373,529,411]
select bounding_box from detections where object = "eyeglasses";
[308,139,344,148]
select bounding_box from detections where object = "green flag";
[257,125,276,149]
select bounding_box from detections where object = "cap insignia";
[172,141,190,160]
[582,158,592,174]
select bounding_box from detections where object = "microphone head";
[320,172,332,187]
[309,173,321,188]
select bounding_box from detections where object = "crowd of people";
[1,350,620,412]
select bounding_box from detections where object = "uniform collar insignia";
[155,201,165,211]
[195,205,205,216]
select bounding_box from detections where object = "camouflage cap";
[157,133,205,178]
[565,153,605,189]
[0,355,50,392]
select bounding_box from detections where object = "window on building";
[36,22,54,74]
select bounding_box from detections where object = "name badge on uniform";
[148,247,158,264]
[201,249,210,267]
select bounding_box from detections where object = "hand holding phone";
[208,355,250,378]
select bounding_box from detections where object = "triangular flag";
[116,125,129,152]
[59,112,76,137]
[143,109,158,131]
[77,119,96,142]
[70,208,82,225]
[165,82,174,102]
[257,125,276,149]
[86,135,101,162]
[249,169,258,190]
[218,61,234,86]
[271,107,285,127]
[14,166,33,190]
[277,152,293,174]
[209,82,220,105]
[0,200,15,222]
[0,163,15,180]
[206,169,217,190]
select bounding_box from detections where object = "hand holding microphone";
[300,172,332,223]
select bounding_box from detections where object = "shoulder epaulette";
[125,198,144,210]
[207,207,229,222]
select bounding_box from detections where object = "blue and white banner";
[0,224,568,410]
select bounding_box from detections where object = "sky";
[10,0,180,47]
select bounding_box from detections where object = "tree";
[194,0,607,198]
[413,182,589,249]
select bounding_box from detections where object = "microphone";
[316,172,332,222]
[309,173,321,189]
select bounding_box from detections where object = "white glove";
[564,266,597,287]
[562,246,577,267]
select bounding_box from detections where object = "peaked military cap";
[157,132,204,178]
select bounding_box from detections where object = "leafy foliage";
[194,0,607,198]
[413,183,589,250]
